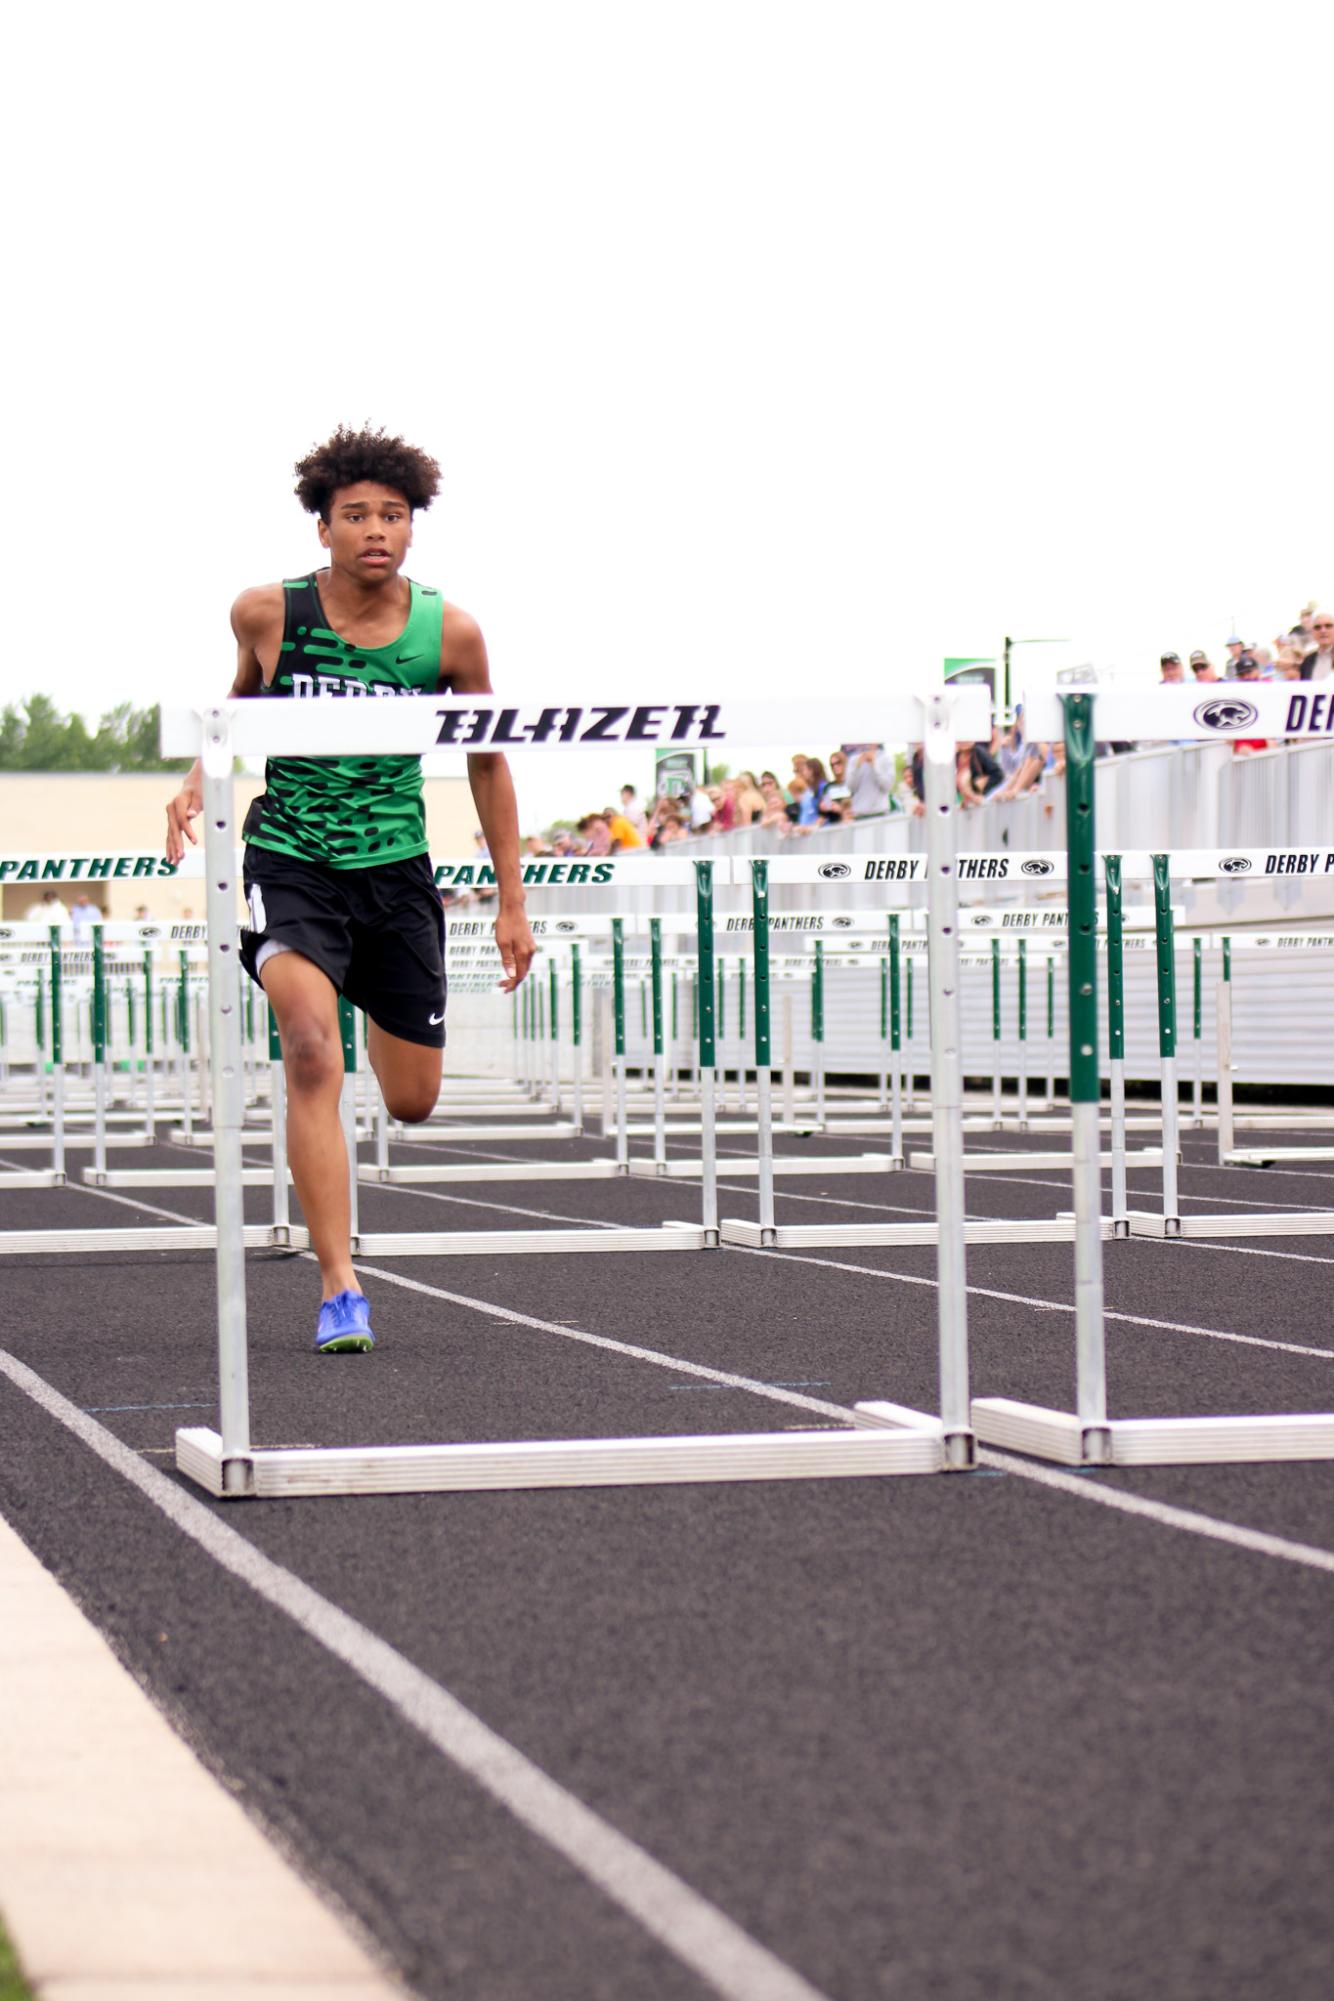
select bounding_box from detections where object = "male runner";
[166,426,534,1352]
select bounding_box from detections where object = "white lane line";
[722,1243,1334,1363]
[34,1176,1334,1584]
[350,1264,852,1421]
[961,1169,1334,1213]
[0,1349,833,2001]
[1151,1238,1334,1268]
[978,1449,1334,1576]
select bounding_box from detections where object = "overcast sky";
[7,0,1330,835]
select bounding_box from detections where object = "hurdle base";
[720,1216,1100,1249]
[0,1170,69,1190]
[0,1224,310,1256]
[624,1153,896,1181]
[1225,1147,1334,1167]
[83,1166,286,1189]
[909,1148,1164,1173]
[972,1397,1334,1467]
[349,1225,713,1258]
[363,1161,625,1186]
[853,1400,975,1470]
[1125,1210,1334,1239]
[174,1420,946,1499]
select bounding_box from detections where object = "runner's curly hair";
[294,425,441,519]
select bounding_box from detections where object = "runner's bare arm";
[165,586,282,864]
[442,607,536,992]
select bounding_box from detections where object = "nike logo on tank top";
[244,571,445,870]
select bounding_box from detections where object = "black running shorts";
[239,845,447,1048]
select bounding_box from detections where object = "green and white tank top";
[243,571,444,870]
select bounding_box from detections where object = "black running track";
[3,1111,1334,2000]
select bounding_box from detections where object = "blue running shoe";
[315,1289,376,1354]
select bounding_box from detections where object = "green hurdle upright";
[91,928,109,1179]
[177,947,193,1141]
[811,937,826,1129]
[649,916,666,1168]
[694,860,719,1236]
[142,948,157,1136]
[338,993,360,1243]
[570,942,584,1133]
[611,917,628,1168]
[49,930,65,1182]
[1215,935,1234,1162]
[752,860,776,1239]
[268,1003,291,1236]
[1104,854,1129,1233]
[1152,853,1181,1230]
[1016,937,1029,1127]
[1191,935,1204,1128]
[990,937,1003,1126]
[888,913,904,1165]
[1065,696,1107,1442]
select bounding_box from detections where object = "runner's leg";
[260,951,357,1299]
[366,1022,442,1123]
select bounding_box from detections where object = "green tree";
[0,695,187,773]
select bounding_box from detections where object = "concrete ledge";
[0,1513,401,1998]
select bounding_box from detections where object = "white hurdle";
[164,685,989,1498]
[973,684,1334,1469]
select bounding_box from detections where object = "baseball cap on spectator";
[1160,652,1181,666]
[1226,634,1244,646]
[1189,650,1209,667]
[1235,654,1260,676]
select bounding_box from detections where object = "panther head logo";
[1194,698,1259,732]
[971,912,994,926]
[1021,858,1055,876]
[817,862,851,879]
[1218,857,1252,875]
[555,920,577,932]
[831,915,854,928]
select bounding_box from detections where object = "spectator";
[803,757,831,813]
[732,771,766,825]
[1230,656,1269,753]
[688,782,714,834]
[619,785,649,838]
[1301,613,1334,682]
[706,784,735,833]
[1159,652,1184,682]
[68,893,102,941]
[758,776,791,832]
[603,803,644,849]
[1276,647,1306,680]
[24,887,66,926]
[576,813,612,855]
[786,775,817,829]
[1224,634,1247,674]
[647,795,688,846]
[997,716,1045,800]
[840,743,897,820]
[964,737,1003,799]
[818,782,853,826]
[1189,651,1219,683]
[1253,646,1277,679]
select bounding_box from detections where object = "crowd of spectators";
[524,606,1330,855]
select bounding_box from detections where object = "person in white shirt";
[24,888,67,926]
[1301,612,1334,682]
